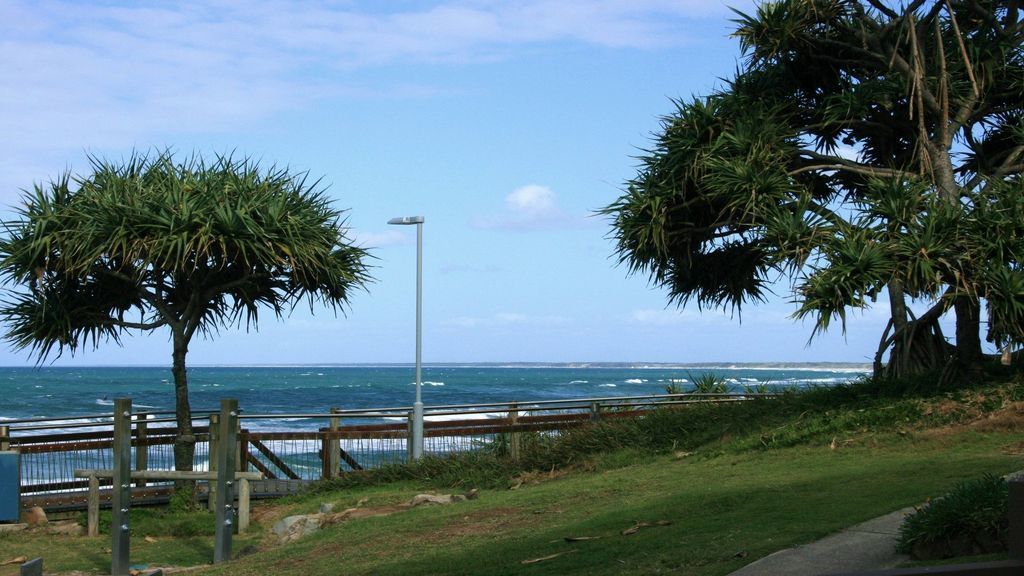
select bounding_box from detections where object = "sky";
[0,0,905,366]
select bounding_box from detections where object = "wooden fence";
[0,393,766,510]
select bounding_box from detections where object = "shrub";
[897,474,1009,560]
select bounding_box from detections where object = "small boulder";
[22,507,47,526]
[318,502,335,514]
[272,514,322,544]
[47,520,84,536]
[409,494,454,507]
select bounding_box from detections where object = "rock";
[272,514,322,544]
[409,494,454,507]
[318,502,335,514]
[0,524,28,533]
[22,506,47,526]
[47,520,84,536]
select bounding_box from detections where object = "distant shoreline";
[0,361,873,371]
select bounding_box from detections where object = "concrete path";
[728,507,915,576]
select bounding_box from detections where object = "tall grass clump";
[897,474,1009,560]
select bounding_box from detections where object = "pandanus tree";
[604,0,1024,380]
[0,152,371,471]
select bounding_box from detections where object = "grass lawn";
[211,431,1022,575]
[1,378,1022,575]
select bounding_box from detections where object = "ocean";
[0,363,868,429]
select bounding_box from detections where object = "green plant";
[689,372,728,394]
[897,474,1009,560]
[0,151,370,471]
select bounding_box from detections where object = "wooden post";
[87,474,99,537]
[207,413,219,512]
[508,403,520,462]
[239,429,250,472]
[0,425,9,451]
[589,401,601,423]
[111,398,132,576]
[238,478,250,532]
[135,414,148,488]
[214,399,238,564]
[324,408,340,479]
[407,412,415,463]
[235,416,243,474]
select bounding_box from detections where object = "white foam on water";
[569,380,589,384]
[598,384,617,388]
[624,379,647,384]
[383,411,502,423]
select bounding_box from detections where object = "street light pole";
[388,215,425,460]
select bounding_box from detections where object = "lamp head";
[388,216,425,225]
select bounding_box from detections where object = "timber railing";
[1,392,772,508]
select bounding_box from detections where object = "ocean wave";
[624,379,648,384]
[569,380,589,384]
[95,398,160,409]
[598,384,617,388]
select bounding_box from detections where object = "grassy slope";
[203,432,1021,576]
[1,378,1022,575]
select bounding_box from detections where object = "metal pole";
[111,398,132,576]
[214,399,238,564]
[412,220,424,460]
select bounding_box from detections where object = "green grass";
[1,376,1022,575]
[201,431,1021,576]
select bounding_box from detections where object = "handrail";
[4,392,777,432]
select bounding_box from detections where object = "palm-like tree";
[0,151,371,471]
[604,0,1024,379]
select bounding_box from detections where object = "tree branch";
[792,151,901,178]
[866,0,899,20]
[110,318,168,331]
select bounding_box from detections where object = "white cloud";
[473,184,590,231]
[506,184,557,217]
[0,0,736,202]
[442,311,569,328]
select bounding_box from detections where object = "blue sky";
[0,0,896,366]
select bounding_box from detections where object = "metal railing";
[1,392,772,507]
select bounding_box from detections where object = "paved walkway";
[728,507,914,576]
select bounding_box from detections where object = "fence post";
[323,408,340,479]
[0,425,9,451]
[135,414,148,489]
[214,398,238,564]
[87,474,99,537]
[590,401,601,423]
[111,398,132,576]
[407,412,415,463]
[207,413,220,512]
[1011,471,1024,560]
[508,403,520,462]
[235,416,243,474]
[239,429,249,472]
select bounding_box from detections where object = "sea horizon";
[1,360,873,371]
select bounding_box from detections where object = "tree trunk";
[172,333,195,472]
[953,296,984,367]
[929,145,985,376]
